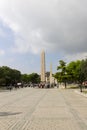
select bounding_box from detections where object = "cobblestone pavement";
[0,87,87,130]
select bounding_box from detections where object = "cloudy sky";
[0,0,87,74]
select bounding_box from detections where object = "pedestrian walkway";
[0,88,87,130]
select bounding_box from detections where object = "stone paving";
[0,87,87,130]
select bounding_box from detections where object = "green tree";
[29,73,40,83]
[0,66,21,86]
[66,60,81,83]
[21,73,40,84]
[57,60,67,88]
[21,74,29,83]
[78,59,87,84]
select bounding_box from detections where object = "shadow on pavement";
[0,112,22,116]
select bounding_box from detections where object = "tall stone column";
[41,50,46,82]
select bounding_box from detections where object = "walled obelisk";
[41,50,46,82]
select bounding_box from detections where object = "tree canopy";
[0,66,21,86]
[0,66,40,87]
[21,73,40,83]
[54,59,87,88]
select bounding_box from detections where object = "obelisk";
[41,50,46,82]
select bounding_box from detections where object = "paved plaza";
[0,87,87,130]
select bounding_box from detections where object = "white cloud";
[0,49,5,56]
[0,0,87,56]
[64,52,87,63]
[0,28,6,37]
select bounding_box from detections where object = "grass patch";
[67,85,79,89]
[82,90,87,94]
